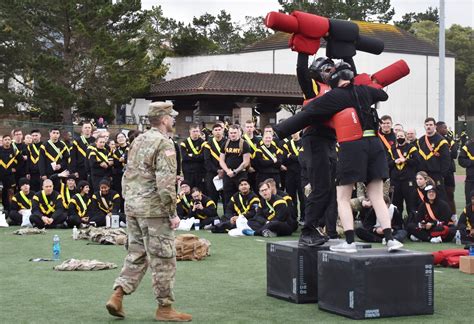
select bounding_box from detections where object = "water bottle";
[52,235,61,261]
[455,230,461,245]
[105,214,111,228]
[469,245,474,256]
[72,226,78,240]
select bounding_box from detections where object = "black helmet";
[328,61,354,88]
[309,57,335,84]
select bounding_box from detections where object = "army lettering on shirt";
[222,139,250,170]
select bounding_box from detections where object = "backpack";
[175,234,211,261]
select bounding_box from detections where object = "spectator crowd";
[0,116,473,244]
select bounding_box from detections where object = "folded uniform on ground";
[13,228,46,235]
[53,258,117,271]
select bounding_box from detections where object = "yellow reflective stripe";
[273,199,287,207]
[290,140,299,156]
[113,193,120,200]
[265,200,275,214]
[28,144,40,164]
[261,145,277,161]
[96,149,109,162]
[75,194,88,217]
[249,197,260,206]
[205,200,216,208]
[206,139,221,162]
[0,156,17,169]
[41,191,55,214]
[20,191,32,209]
[463,146,474,160]
[47,140,63,159]
[244,134,258,153]
[212,137,222,155]
[238,194,250,214]
[186,137,201,155]
[418,139,448,160]
[74,140,87,157]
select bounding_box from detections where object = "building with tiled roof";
[128,20,455,137]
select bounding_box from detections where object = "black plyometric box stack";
[318,249,434,319]
[266,240,371,303]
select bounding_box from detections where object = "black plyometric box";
[318,249,434,319]
[266,240,371,303]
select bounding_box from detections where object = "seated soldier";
[88,179,124,227]
[176,181,192,219]
[30,179,67,228]
[188,187,218,229]
[264,178,297,232]
[244,181,294,237]
[57,174,78,210]
[67,180,92,228]
[355,196,407,243]
[407,185,456,243]
[458,190,474,244]
[8,178,34,226]
[213,178,260,233]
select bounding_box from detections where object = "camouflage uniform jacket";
[122,127,177,218]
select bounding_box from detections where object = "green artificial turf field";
[1,182,473,323]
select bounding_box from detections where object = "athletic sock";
[345,230,355,244]
[383,228,394,241]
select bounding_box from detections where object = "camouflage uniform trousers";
[113,216,176,306]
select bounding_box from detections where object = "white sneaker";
[430,236,442,244]
[386,239,403,252]
[262,229,277,238]
[410,235,420,242]
[330,241,357,253]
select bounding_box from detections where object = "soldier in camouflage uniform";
[106,102,192,322]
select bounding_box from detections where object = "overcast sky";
[141,0,473,27]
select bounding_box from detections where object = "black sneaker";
[298,232,326,247]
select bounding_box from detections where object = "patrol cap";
[148,101,178,117]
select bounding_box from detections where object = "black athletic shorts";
[444,172,455,187]
[337,136,389,185]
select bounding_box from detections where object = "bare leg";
[366,180,391,230]
[336,184,355,231]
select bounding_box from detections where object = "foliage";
[0,0,166,122]
[150,9,272,56]
[277,0,395,23]
[394,6,439,31]
[409,21,474,118]
[281,104,301,116]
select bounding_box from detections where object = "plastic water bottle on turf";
[52,234,61,260]
[72,226,78,240]
[455,230,461,245]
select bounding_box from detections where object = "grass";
[1,182,473,323]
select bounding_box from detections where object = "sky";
[141,0,473,27]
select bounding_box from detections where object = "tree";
[277,0,395,23]
[394,7,439,31]
[164,10,271,56]
[408,21,474,119]
[0,0,166,122]
[281,104,301,116]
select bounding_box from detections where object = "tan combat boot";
[155,305,192,322]
[106,286,125,318]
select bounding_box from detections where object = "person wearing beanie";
[8,178,34,226]
[67,180,92,228]
[457,190,474,244]
[407,185,455,243]
[88,179,124,226]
